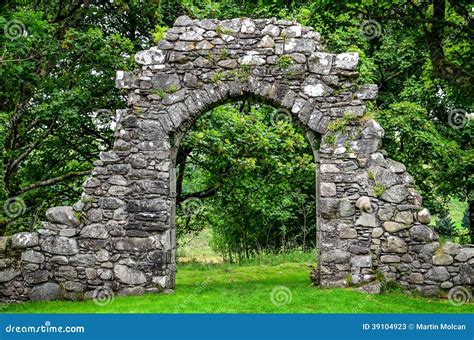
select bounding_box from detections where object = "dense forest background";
[0,0,472,257]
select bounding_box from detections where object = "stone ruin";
[0,17,472,302]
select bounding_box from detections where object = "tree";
[175,102,316,259]
[0,0,185,234]
[1,0,471,246]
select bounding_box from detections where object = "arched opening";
[169,97,321,295]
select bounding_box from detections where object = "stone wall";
[0,16,472,302]
[315,120,473,294]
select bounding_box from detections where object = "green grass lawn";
[2,261,473,314]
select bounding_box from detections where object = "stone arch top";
[116,16,377,137]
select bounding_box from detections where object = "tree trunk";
[469,201,474,244]
[302,209,307,252]
[0,221,6,236]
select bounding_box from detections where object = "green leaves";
[377,101,468,215]
[177,103,316,258]
[1,0,471,238]
[0,6,134,233]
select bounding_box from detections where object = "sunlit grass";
[3,262,473,314]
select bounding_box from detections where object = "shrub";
[435,216,456,236]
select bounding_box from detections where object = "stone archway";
[0,17,472,302]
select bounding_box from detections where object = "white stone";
[257,35,275,48]
[320,182,336,197]
[284,39,297,52]
[180,31,204,41]
[416,208,431,224]
[152,276,167,288]
[11,232,39,248]
[308,52,333,74]
[239,55,265,66]
[303,84,325,97]
[383,221,406,233]
[351,255,372,268]
[196,40,214,49]
[356,84,378,100]
[134,47,165,65]
[356,213,378,227]
[283,25,302,37]
[262,24,280,37]
[355,196,372,212]
[372,228,384,238]
[21,250,45,263]
[46,206,80,227]
[382,236,408,253]
[455,248,474,262]
[80,224,109,239]
[174,15,193,26]
[114,265,147,285]
[442,242,461,255]
[432,253,454,266]
[380,255,400,263]
[240,19,256,34]
[221,34,235,42]
[291,99,305,113]
[320,164,340,173]
[440,282,453,289]
[334,52,359,70]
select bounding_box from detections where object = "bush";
[461,208,470,229]
[434,216,456,236]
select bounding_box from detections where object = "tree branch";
[52,2,82,23]
[7,121,56,175]
[180,183,222,203]
[13,170,91,196]
[176,151,188,204]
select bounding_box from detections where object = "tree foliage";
[176,103,316,259]
[1,0,472,243]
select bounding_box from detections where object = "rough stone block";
[46,206,80,227]
[29,282,61,301]
[114,265,147,285]
[11,232,39,249]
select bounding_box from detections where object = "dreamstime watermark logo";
[359,19,381,40]
[181,197,204,218]
[5,320,85,334]
[0,299,14,312]
[467,191,473,202]
[270,286,292,307]
[92,286,115,307]
[448,108,468,129]
[3,197,26,218]
[175,279,210,312]
[92,109,115,130]
[4,20,27,40]
[448,286,472,306]
[270,108,292,127]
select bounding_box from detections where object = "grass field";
[2,258,473,314]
